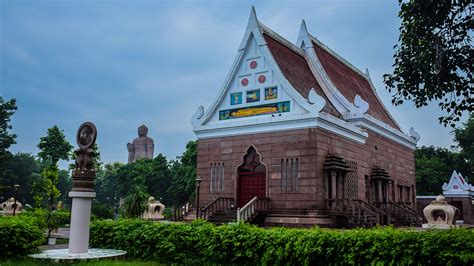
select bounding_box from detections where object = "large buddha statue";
[127,124,154,163]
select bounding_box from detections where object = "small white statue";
[142,196,165,220]
[422,195,460,229]
[1,197,22,215]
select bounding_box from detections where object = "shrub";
[0,216,45,259]
[92,203,114,220]
[20,208,71,228]
[90,220,474,265]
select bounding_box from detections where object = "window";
[281,158,299,192]
[210,162,224,192]
[345,161,359,199]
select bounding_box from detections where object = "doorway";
[237,146,266,207]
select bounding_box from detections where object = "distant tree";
[168,141,197,210]
[115,156,171,205]
[94,162,124,205]
[0,97,17,193]
[147,154,171,203]
[415,146,470,195]
[37,125,73,165]
[384,0,473,126]
[57,169,72,206]
[453,115,474,178]
[0,153,41,205]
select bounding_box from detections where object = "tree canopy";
[0,97,17,193]
[415,146,469,195]
[37,125,73,165]
[384,0,473,126]
[453,115,474,174]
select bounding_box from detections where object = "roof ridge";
[258,21,306,57]
[309,35,369,81]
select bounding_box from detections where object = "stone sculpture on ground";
[422,195,460,229]
[0,197,22,215]
[142,196,165,220]
[127,124,154,163]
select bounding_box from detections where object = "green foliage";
[168,141,197,208]
[0,152,41,205]
[124,185,149,218]
[415,145,471,195]
[453,115,474,178]
[37,125,73,165]
[31,164,62,237]
[0,97,17,194]
[384,1,473,126]
[115,156,171,205]
[90,220,474,265]
[95,162,123,205]
[0,216,45,259]
[92,202,114,220]
[57,169,72,205]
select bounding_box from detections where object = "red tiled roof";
[313,41,400,130]
[263,33,340,117]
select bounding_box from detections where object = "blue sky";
[0,1,466,169]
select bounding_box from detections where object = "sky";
[0,0,467,169]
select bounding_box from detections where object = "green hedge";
[0,216,45,259]
[90,219,474,265]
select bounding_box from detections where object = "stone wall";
[197,126,416,210]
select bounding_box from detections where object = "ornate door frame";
[234,145,269,207]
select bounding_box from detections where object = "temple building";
[191,7,421,227]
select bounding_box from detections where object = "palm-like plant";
[124,185,149,218]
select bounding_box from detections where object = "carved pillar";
[331,171,337,205]
[377,180,383,204]
[387,181,392,203]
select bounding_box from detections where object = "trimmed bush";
[90,219,474,265]
[92,203,114,220]
[0,216,45,259]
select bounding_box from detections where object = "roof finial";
[246,6,259,30]
[297,19,313,48]
[298,19,309,38]
[365,68,371,78]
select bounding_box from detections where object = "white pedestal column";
[68,191,96,254]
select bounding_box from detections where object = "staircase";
[263,209,334,228]
[208,209,238,225]
[328,199,389,228]
[387,202,422,226]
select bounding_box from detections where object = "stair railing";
[351,200,379,227]
[390,202,422,225]
[200,197,234,220]
[236,197,270,222]
[355,200,391,225]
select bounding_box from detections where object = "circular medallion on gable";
[258,75,266,83]
[453,185,459,190]
[241,78,249,86]
[250,61,257,69]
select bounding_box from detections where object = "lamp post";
[195,176,202,219]
[12,184,20,216]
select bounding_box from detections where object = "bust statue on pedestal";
[127,124,154,163]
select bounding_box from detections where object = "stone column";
[387,181,392,203]
[331,171,337,201]
[377,180,383,204]
[69,191,95,253]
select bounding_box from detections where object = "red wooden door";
[238,172,266,207]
